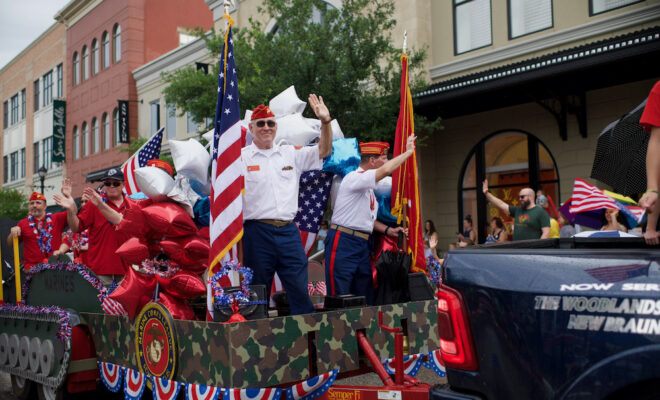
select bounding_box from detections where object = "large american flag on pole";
[121,127,163,195]
[209,16,244,270]
[294,170,333,256]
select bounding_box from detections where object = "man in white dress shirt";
[325,135,415,305]
[241,96,332,315]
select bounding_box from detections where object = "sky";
[0,0,71,70]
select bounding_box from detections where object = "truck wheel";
[36,383,63,400]
[10,374,35,400]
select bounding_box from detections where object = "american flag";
[294,170,333,256]
[208,22,244,270]
[121,128,163,195]
[586,264,649,283]
[569,178,618,214]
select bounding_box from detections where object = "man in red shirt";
[55,168,131,285]
[7,191,69,270]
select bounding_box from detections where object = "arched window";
[81,122,89,157]
[72,126,79,160]
[91,39,99,75]
[81,45,89,81]
[459,130,559,242]
[113,108,120,145]
[102,31,110,69]
[72,52,79,85]
[113,24,122,63]
[102,112,110,150]
[91,117,99,153]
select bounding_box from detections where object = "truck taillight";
[436,284,478,371]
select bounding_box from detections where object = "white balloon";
[375,176,392,196]
[169,138,211,183]
[274,113,320,147]
[135,167,175,202]
[269,86,306,116]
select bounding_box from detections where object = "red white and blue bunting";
[423,350,446,377]
[185,383,223,400]
[286,369,338,400]
[124,368,147,400]
[152,376,182,400]
[224,388,282,400]
[382,353,423,377]
[98,361,123,392]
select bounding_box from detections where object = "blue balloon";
[128,192,149,200]
[194,196,210,227]
[376,194,398,225]
[322,138,360,178]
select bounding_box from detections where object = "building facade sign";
[52,99,66,162]
[118,100,130,143]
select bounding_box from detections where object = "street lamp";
[37,166,47,194]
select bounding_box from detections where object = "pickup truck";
[431,237,660,400]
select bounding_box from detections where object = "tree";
[0,188,28,220]
[163,0,441,142]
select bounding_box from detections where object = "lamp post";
[37,166,47,194]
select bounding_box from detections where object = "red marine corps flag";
[391,51,426,273]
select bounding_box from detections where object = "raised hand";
[406,134,416,154]
[61,178,72,198]
[482,179,489,194]
[83,187,103,207]
[54,193,75,212]
[308,94,331,124]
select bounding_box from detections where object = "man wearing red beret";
[241,94,332,315]
[7,188,70,270]
[324,134,416,305]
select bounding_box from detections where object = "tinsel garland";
[140,259,180,279]
[28,212,54,254]
[210,262,253,306]
[0,303,71,340]
[427,256,442,286]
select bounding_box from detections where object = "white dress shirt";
[241,142,322,220]
[331,168,378,233]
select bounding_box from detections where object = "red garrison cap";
[251,105,275,120]
[359,142,390,156]
[147,159,174,177]
[30,192,46,202]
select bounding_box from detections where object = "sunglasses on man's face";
[103,181,122,187]
[255,120,277,128]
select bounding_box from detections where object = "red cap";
[147,159,174,177]
[359,142,390,156]
[29,192,46,202]
[251,105,275,120]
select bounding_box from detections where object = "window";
[20,148,25,178]
[454,0,492,54]
[81,122,88,157]
[42,137,52,169]
[20,89,26,120]
[43,70,53,107]
[33,79,40,112]
[459,130,559,243]
[3,156,7,183]
[91,39,99,76]
[166,103,177,139]
[3,101,7,128]
[102,32,110,69]
[33,142,39,173]
[101,113,110,150]
[186,112,198,133]
[56,64,63,97]
[113,108,120,145]
[91,117,99,153]
[113,24,122,63]
[509,0,552,39]
[73,52,80,85]
[10,152,18,181]
[73,126,80,160]
[590,0,642,15]
[150,100,160,133]
[10,94,19,125]
[82,45,89,81]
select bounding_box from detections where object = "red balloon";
[197,226,210,239]
[158,291,196,320]
[142,202,197,237]
[108,266,157,319]
[159,235,207,272]
[116,204,149,237]
[159,239,191,266]
[184,236,209,260]
[158,270,206,299]
[227,313,247,323]
[116,237,149,265]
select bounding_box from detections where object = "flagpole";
[403,30,407,55]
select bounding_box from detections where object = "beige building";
[0,23,67,203]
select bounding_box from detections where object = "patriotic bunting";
[124,368,147,400]
[382,353,423,377]
[152,376,182,400]
[101,296,128,316]
[423,350,447,378]
[98,361,123,392]
[286,370,338,400]
[185,383,223,400]
[224,388,282,400]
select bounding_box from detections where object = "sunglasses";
[518,195,528,199]
[255,120,276,128]
[103,181,122,187]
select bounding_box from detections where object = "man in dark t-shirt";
[483,180,550,241]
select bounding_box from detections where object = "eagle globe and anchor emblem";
[135,302,178,382]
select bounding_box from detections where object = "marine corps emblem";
[135,302,177,379]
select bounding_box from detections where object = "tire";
[36,383,64,400]
[10,374,36,400]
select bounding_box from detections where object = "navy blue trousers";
[324,228,374,305]
[243,220,315,315]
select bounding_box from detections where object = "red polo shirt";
[16,212,68,269]
[78,196,133,276]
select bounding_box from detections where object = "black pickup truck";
[431,237,660,400]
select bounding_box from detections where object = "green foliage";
[162,0,441,142]
[0,188,28,220]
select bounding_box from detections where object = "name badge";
[247,165,260,172]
